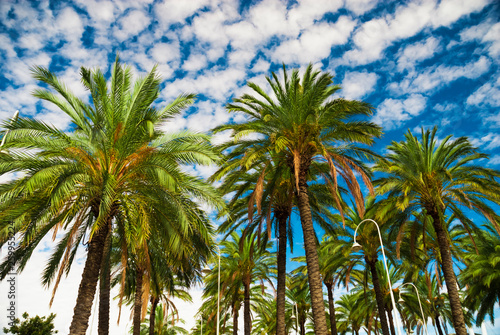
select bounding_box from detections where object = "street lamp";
[398,282,429,335]
[351,218,403,335]
[202,245,220,335]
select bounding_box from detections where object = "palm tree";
[461,223,500,327]
[293,231,357,335]
[137,304,189,335]
[201,231,275,335]
[0,58,222,335]
[287,273,312,335]
[212,157,295,335]
[213,64,382,334]
[374,127,500,335]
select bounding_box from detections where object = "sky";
[0,0,499,333]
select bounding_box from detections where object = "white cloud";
[389,56,491,95]
[272,16,356,64]
[57,7,85,42]
[250,59,270,73]
[461,21,500,58]
[373,94,427,129]
[163,67,247,101]
[183,53,208,72]
[341,71,378,99]
[343,0,489,66]
[397,36,441,71]
[471,133,500,150]
[344,0,379,15]
[248,0,289,39]
[467,77,500,108]
[149,41,180,64]
[113,10,150,41]
[77,0,115,22]
[154,0,210,28]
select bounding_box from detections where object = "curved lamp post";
[352,218,403,335]
[202,244,220,335]
[398,282,429,335]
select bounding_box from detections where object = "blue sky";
[0,0,499,333]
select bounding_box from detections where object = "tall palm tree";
[0,58,222,335]
[213,64,382,334]
[212,157,295,335]
[461,223,500,327]
[374,127,500,335]
[287,273,313,335]
[201,231,275,335]
[137,304,189,335]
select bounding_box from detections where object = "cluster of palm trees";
[0,59,498,335]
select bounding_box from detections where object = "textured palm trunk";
[133,270,144,335]
[325,282,338,335]
[276,212,288,335]
[367,258,391,335]
[149,296,159,335]
[299,315,306,335]
[435,315,444,335]
[232,303,239,335]
[428,209,467,335]
[98,221,112,335]
[69,222,109,335]
[386,304,396,335]
[295,170,328,335]
[243,277,251,335]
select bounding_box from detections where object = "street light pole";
[398,282,429,335]
[216,245,220,335]
[352,218,403,335]
[295,303,299,335]
[201,244,221,335]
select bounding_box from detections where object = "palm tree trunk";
[367,258,391,335]
[243,278,251,335]
[299,315,306,335]
[232,303,239,335]
[98,221,112,335]
[386,304,396,335]
[325,282,338,335]
[149,296,159,335]
[295,171,328,335]
[435,315,444,335]
[133,270,144,335]
[428,209,467,335]
[276,213,288,335]
[69,222,109,335]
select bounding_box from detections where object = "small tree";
[3,312,58,335]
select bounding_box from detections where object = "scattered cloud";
[340,71,378,99]
[389,56,491,95]
[373,94,427,130]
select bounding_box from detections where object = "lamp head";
[398,296,404,304]
[201,266,211,275]
[351,241,362,252]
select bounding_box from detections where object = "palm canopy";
[0,57,223,334]
[214,64,381,218]
[374,126,500,235]
[374,126,500,335]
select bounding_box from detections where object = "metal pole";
[201,316,203,335]
[217,245,220,335]
[295,303,299,335]
[353,218,403,335]
[399,282,429,335]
